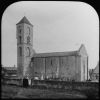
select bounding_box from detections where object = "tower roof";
[16,16,33,26]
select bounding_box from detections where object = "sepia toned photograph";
[1,1,99,99]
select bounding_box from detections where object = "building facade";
[1,67,17,79]
[16,16,88,81]
[30,45,88,81]
[89,62,99,82]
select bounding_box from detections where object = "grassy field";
[1,84,99,99]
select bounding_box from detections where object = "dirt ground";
[1,84,98,99]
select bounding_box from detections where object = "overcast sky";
[2,1,99,69]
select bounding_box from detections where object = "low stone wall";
[31,80,99,90]
[31,80,99,98]
[2,79,99,90]
[2,78,22,86]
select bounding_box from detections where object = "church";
[16,16,88,82]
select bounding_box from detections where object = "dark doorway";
[23,78,29,87]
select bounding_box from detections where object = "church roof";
[32,44,87,58]
[16,16,33,26]
[33,51,79,57]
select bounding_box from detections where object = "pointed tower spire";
[16,16,33,26]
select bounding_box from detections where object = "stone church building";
[16,16,88,82]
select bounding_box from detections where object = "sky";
[2,1,99,69]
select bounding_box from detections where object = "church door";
[23,78,29,87]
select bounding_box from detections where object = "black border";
[0,0,99,100]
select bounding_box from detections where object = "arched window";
[27,36,30,44]
[27,27,30,35]
[19,47,22,56]
[19,29,21,34]
[19,36,22,44]
[27,47,30,56]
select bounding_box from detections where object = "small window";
[27,27,30,35]
[96,74,98,79]
[51,59,53,66]
[27,36,30,44]
[19,47,22,56]
[18,28,22,34]
[35,72,38,74]
[19,36,22,44]
[19,29,21,34]
[18,26,22,34]
[27,47,30,56]
[62,59,63,65]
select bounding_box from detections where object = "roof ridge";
[35,50,78,54]
[33,50,79,57]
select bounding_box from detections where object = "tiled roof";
[33,50,79,57]
[16,16,33,26]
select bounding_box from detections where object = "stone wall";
[31,80,99,90]
[31,55,83,81]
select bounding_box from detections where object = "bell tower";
[16,16,33,78]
